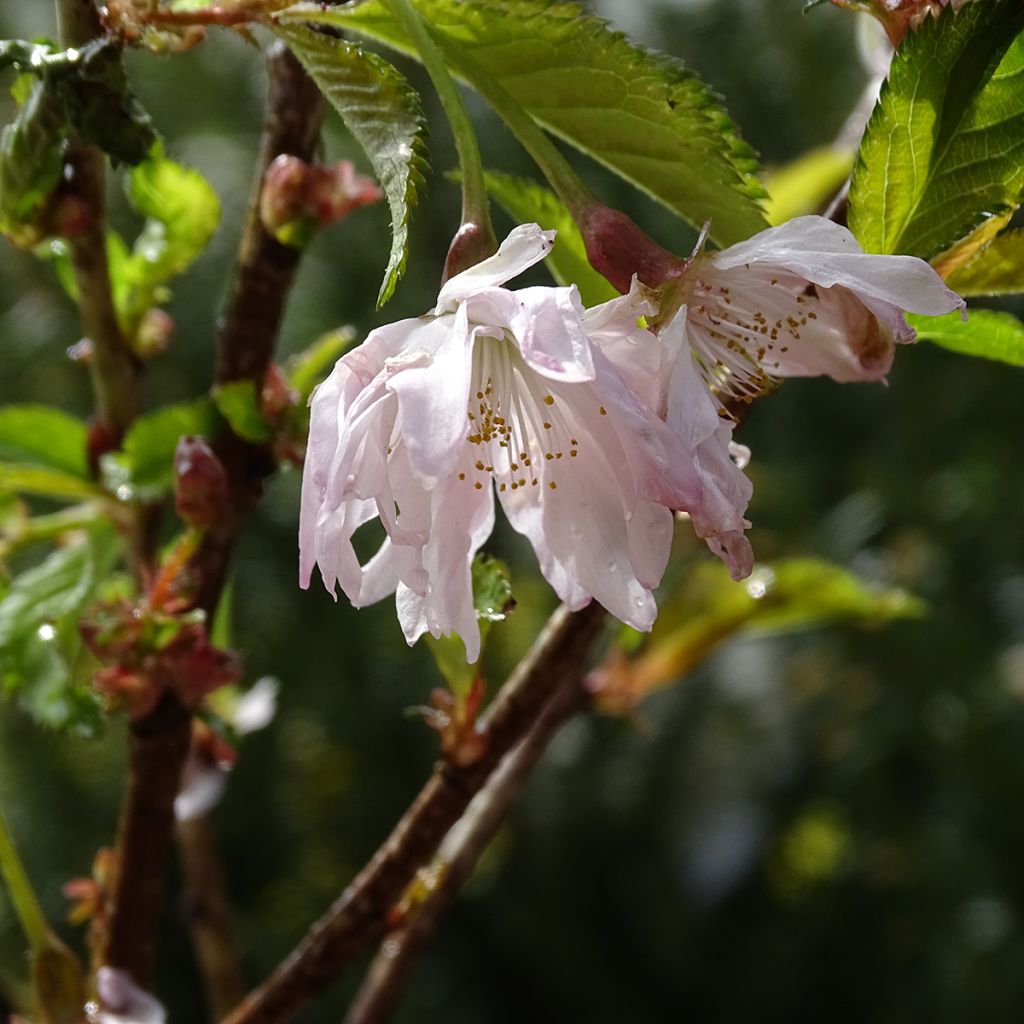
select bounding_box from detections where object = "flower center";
[459,335,582,494]
[687,267,822,409]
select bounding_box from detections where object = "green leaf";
[213,381,272,443]
[481,170,618,306]
[112,153,220,328]
[471,552,515,622]
[426,553,515,687]
[849,2,1024,258]
[0,406,88,478]
[274,23,427,306]
[102,398,215,500]
[0,79,66,238]
[762,146,853,227]
[279,0,767,247]
[599,558,921,714]
[0,464,102,502]
[946,229,1024,297]
[286,327,356,403]
[909,308,1024,367]
[53,39,157,165]
[0,524,118,735]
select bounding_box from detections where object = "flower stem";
[0,805,49,952]
[382,0,495,250]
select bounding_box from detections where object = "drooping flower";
[300,224,706,660]
[661,215,965,577]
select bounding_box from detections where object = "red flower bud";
[442,221,499,283]
[173,435,228,529]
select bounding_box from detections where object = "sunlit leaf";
[946,229,1024,297]
[0,465,102,502]
[286,327,356,403]
[909,308,1024,368]
[762,146,852,227]
[274,23,428,305]
[594,558,922,715]
[279,0,767,246]
[850,2,1024,258]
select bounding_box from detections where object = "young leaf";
[947,229,1024,297]
[101,398,215,500]
[0,79,66,238]
[278,0,767,247]
[0,464,103,502]
[274,23,428,306]
[0,525,116,735]
[849,2,1024,258]
[286,327,356,403]
[908,309,1024,368]
[212,381,272,443]
[0,406,88,478]
[480,170,618,306]
[53,39,157,165]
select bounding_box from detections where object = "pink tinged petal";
[387,307,475,487]
[394,458,495,662]
[662,309,753,576]
[434,223,556,311]
[96,968,166,1024]
[710,215,964,317]
[508,285,596,383]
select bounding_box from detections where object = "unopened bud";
[260,154,311,241]
[579,205,684,294]
[87,416,120,476]
[308,160,382,226]
[134,307,174,359]
[829,0,964,46]
[261,364,298,419]
[173,435,228,529]
[441,221,498,283]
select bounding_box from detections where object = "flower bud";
[173,435,228,529]
[260,154,311,241]
[578,204,684,294]
[134,308,174,359]
[829,0,965,46]
[441,220,499,282]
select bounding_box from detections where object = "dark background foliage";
[2,2,1024,1021]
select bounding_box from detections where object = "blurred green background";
[3,1,1024,1021]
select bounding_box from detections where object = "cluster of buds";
[260,155,382,247]
[100,0,206,52]
[79,597,241,718]
[829,0,966,46]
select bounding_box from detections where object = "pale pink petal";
[387,308,475,486]
[710,216,964,317]
[96,968,166,1024]
[233,677,279,735]
[174,758,228,822]
[435,223,555,310]
[508,285,596,382]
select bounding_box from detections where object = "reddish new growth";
[421,678,488,767]
[260,154,382,246]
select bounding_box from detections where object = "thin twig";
[222,603,607,1024]
[102,42,323,990]
[55,0,140,438]
[344,661,592,1024]
[177,812,246,1019]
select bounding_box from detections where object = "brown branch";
[344,659,592,1024]
[101,42,323,990]
[222,603,607,1024]
[177,812,246,1019]
[55,0,141,438]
